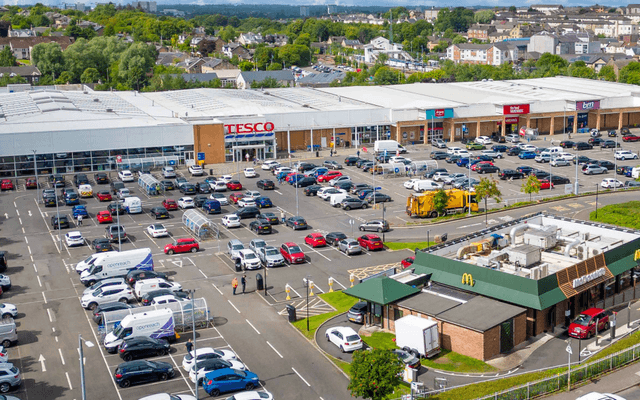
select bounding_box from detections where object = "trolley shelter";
[138,174,161,195]
[182,209,219,240]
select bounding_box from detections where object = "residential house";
[0,66,41,83]
[201,58,234,73]
[211,69,241,87]
[626,4,640,14]
[607,58,636,78]
[194,36,226,55]
[594,19,638,38]
[222,43,252,60]
[328,36,346,45]
[236,70,295,89]
[192,27,206,37]
[0,37,74,61]
[468,24,496,40]
[238,32,264,46]
[8,28,36,38]
[527,32,558,54]
[53,15,71,29]
[155,52,188,67]
[427,36,451,52]
[76,20,103,35]
[370,36,391,50]
[176,58,207,74]
[264,34,288,46]
[342,39,362,49]
[297,71,345,88]
[423,7,441,22]
[604,41,627,54]
[446,43,518,66]
[172,73,220,84]
[530,5,564,15]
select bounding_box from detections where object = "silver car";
[0,275,10,291]
[0,362,21,393]
[257,246,285,268]
[338,239,362,255]
[249,239,267,253]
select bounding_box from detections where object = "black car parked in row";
[303,185,322,196]
[249,220,272,234]
[499,169,525,180]
[326,232,348,246]
[234,207,260,219]
[118,337,171,362]
[114,360,174,388]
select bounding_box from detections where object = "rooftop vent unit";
[106,108,113,113]
[93,98,99,102]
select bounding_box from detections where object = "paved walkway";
[546,364,640,399]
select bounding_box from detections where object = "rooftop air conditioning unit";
[576,245,586,260]
[106,108,113,113]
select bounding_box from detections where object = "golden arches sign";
[462,273,475,286]
[634,249,640,262]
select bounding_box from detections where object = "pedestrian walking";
[77,214,83,226]
[357,150,360,158]
[241,275,247,294]
[185,338,193,353]
[280,210,285,224]
[232,277,238,295]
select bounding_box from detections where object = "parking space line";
[266,341,283,358]
[227,300,241,313]
[65,371,73,390]
[211,283,223,295]
[58,348,65,365]
[246,319,260,334]
[292,367,311,386]
[167,351,196,396]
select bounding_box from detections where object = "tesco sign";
[225,122,275,134]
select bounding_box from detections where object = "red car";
[226,180,242,190]
[568,308,610,339]
[280,242,306,264]
[622,134,640,142]
[96,210,113,224]
[164,238,199,255]
[539,179,554,190]
[305,233,326,248]
[471,161,494,171]
[357,234,384,251]
[229,192,244,204]
[96,191,112,202]
[401,256,415,269]
[25,177,38,189]
[0,179,14,190]
[162,199,178,211]
[317,171,342,183]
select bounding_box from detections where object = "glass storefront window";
[604,278,615,298]
[619,270,632,291]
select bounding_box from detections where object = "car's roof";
[283,242,298,247]
[331,326,358,335]
[581,308,604,316]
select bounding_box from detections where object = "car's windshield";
[574,314,592,326]
[266,249,278,256]
[289,246,301,253]
[245,253,257,260]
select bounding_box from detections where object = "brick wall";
[441,321,487,360]
[193,123,225,164]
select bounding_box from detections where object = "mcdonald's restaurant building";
[346,213,640,361]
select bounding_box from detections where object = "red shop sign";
[224,122,275,134]
[503,104,530,115]
[434,109,446,117]
[505,116,520,124]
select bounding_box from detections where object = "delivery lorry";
[80,248,153,286]
[406,189,477,218]
[374,140,407,155]
[103,309,175,353]
[394,315,440,358]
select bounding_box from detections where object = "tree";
[238,61,253,71]
[474,10,495,24]
[475,177,502,225]
[432,189,451,217]
[521,175,541,202]
[452,35,467,44]
[435,7,474,33]
[348,348,403,400]
[32,42,65,79]
[0,47,16,67]
[598,65,617,82]
[81,67,101,83]
[509,6,517,12]
[373,66,400,85]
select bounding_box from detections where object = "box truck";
[394,315,440,358]
[406,189,477,218]
[103,309,175,353]
[80,248,153,286]
[374,140,406,155]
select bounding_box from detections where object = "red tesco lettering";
[225,122,276,134]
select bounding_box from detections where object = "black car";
[499,169,525,180]
[110,181,125,194]
[574,155,593,165]
[108,202,126,215]
[141,289,189,305]
[303,185,322,196]
[43,194,57,207]
[364,192,392,203]
[625,180,640,187]
[608,130,618,137]
[180,184,197,194]
[344,156,360,166]
[574,142,593,150]
[94,173,109,184]
[549,175,571,185]
[445,155,461,164]
[74,173,89,187]
[194,195,208,207]
[257,179,275,190]
[588,137,604,146]
[559,141,575,149]
[285,216,308,230]
[334,181,354,191]
[296,163,315,172]
[160,180,174,190]
[295,177,317,188]
[476,165,500,174]
[257,212,279,225]
[114,360,174,388]
[621,127,631,135]
[326,232,347,246]
[430,151,448,160]
[492,145,509,153]
[51,215,69,229]
[507,147,522,156]
[342,197,368,210]
[91,237,113,251]
[600,140,620,149]
[532,171,550,180]
[150,206,169,219]
[424,168,448,179]
[92,302,132,324]
[249,220,272,234]
[126,270,168,286]
[596,160,616,170]
[49,174,65,187]
[391,349,421,370]
[361,162,375,172]
[235,206,260,219]
[189,359,239,385]
[195,182,211,194]
[118,337,171,361]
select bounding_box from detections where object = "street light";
[32,150,39,204]
[79,334,94,400]
[304,275,311,332]
[287,124,291,168]
[189,289,199,400]
[595,184,599,219]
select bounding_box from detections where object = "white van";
[632,166,640,179]
[80,248,153,286]
[78,184,93,198]
[134,278,182,299]
[76,251,116,274]
[122,197,142,214]
[329,191,350,207]
[103,309,175,353]
[374,140,406,154]
[414,180,442,192]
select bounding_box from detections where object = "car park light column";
[614,133,618,191]
[79,334,94,400]
[574,151,579,195]
[189,289,199,399]
[287,124,291,167]
[468,162,471,216]
[56,186,61,247]
[117,204,121,252]
[33,150,40,204]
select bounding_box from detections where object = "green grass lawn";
[291,291,358,340]
[590,201,640,230]
[385,241,434,251]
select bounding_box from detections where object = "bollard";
[595,318,599,346]
[611,312,617,340]
[285,284,291,300]
[328,277,334,292]
[628,302,632,329]
[309,281,315,297]
[350,273,355,288]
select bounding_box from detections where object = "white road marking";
[18,218,22,225]
[246,319,260,334]
[274,190,283,195]
[227,300,241,313]
[38,354,46,372]
[458,222,482,229]
[199,270,207,278]
[24,236,28,244]
[211,283,223,295]
[37,275,42,287]
[42,292,47,304]
[47,308,53,322]
[58,348,65,365]
[65,371,73,390]
[28,210,31,217]
[15,209,19,216]
[27,246,31,255]
[292,367,311,386]
[266,341,283,358]
[33,264,37,273]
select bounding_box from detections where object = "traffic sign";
[116,155,122,163]
[197,152,205,161]
[565,344,572,354]
[349,219,354,225]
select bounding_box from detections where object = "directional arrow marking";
[28,210,32,217]
[3,213,7,219]
[38,354,46,372]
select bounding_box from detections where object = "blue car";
[519,151,536,159]
[276,171,289,181]
[256,196,272,208]
[202,199,221,214]
[203,368,260,397]
[456,158,470,167]
[357,189,375,200]
[313,168,329,178]
[72,205,88,218]
[65,193,80,206]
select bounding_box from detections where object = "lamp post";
[116,204,122,252]
[190,289,198,399]
[595,184,599,219]
[55,186,61,248]
[287,124,291,167]
[614,132,619,191]
[79,334,94,400]
[467,162,472,216]
[574,150,579,195]
[304,275,311,332]
[32,150,39,204]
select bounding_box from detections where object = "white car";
[0,346,8,363]
[181,347,237,371]
[446,146,462,155]
[325,326,364,352]
[262,160,279,171]
[614,150,639,160]
[519,144,537,151]
[224,391,274,400]
[454,149,471,158]
[188,165,204,176]
[82,278,126,296]
[65,231,84,247]
[139,393,197,400]
[480,149,502,159]
[80,286,134,310]
[188,358,246,384]
[244,190,261,200]
[0,274,10,290]
[178,197,194,209]
[147,224,168,238]
[443,173,466,184]
[134,279,182,298]
[505,134,520,143]
[389,156,410,163]
[329,176,351,186]
[237,249,261,270]
[476,136,493,145]
[209,193,228,205]
[222,214,241,228]
[555,152,575,162]
[243,168,257,178]
[237,198,256,208]
[601,178,623,188]
[274,167,292,175]
[220,175,233,183]
[0,303,17,319]
[118,170,134,182]
[403,178,422,189]
[249,239,267,253]
[150,294,186,306]
[318,188,346,200]
[117,188,131,200]
[550,158,571,167]
[432,172,450,182]
[212,181,227,192]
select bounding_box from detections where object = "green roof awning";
[344,277,421,305]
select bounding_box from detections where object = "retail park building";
[1,76,640,176]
